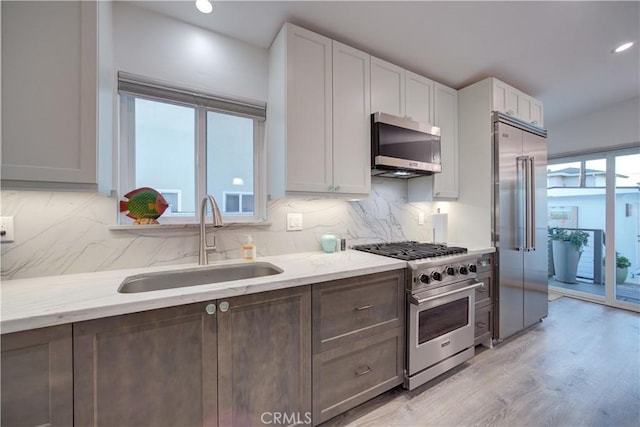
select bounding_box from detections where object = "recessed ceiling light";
[613,41,635,53]
[195,0,213,14]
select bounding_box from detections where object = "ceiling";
[134,1,639,126]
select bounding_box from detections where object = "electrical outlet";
[0,216,15,243]
[418,211,425,225]
[286,213,303,231]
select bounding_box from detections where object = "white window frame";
[548,145,640,313]
[117,73,267,225]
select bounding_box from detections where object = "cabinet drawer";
[313,270,404,353]
[313,327,403,425]
[474,303,493,346]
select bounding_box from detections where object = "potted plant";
[616,252,631,285]
[549,228,589,284]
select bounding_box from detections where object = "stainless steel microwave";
[371,112,441,178]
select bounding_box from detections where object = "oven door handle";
[410,281,484,305]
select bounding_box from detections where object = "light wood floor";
[322,297,640,427]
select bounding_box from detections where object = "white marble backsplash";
[0,178,448,280]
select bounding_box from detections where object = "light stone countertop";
[1,246,495,334]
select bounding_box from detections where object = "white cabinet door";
[405,71,434,125]
[432,83,459,198]
[332,41,371,195]
[370,57,405,117]
[531,99,544,127]
[284,24,333,193]
[492,78,519,117]
[518,95,533,123]
[1,1,98,186]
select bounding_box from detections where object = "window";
[118,73,266,224]
[223,192,254,214]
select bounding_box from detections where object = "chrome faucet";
[199,195,224,265]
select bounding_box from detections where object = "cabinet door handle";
[476,321,487,328]
[477,286,487,293]
[205,303,216,315]
[355,304,374,311]
[334,185,340,192]
[355,366,372,377]
[219,301,230,312]
[506,109,515,115]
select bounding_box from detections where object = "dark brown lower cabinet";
[73,302,218,427]
[1,325,73,427]
[73,285,311,427]
[217,286,312,427]
[312,270,405,425]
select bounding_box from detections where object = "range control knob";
[459,266,469,275]
[446,266,456,276]
[419,274,431,285]
[431,271,443,281]
[468,264,477,273]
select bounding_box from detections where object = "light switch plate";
[287,213,303,231]
[1,216,15,243]
[418,211,425,225]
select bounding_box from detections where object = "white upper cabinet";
[332,41,371,195]
[491,78,544,127]
[408,82,459,201]
[371,58,435,126]
[1,1,112,191]
[267,23,370,198]
[405,71,435,125]
[432,83,459,198]
[370,57,405,118]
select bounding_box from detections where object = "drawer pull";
[355,304,374,311]
[476,322,488,328]
[354,366,372,377]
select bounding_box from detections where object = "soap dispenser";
[242,235,256,261]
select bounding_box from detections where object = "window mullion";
[195,108,207,219]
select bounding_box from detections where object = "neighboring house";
[547,167,629,188]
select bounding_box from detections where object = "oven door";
[407,279,483,375]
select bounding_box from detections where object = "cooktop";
[351,241,467,261]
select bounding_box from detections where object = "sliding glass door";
[613,153,640,308]
[548,148,639,311]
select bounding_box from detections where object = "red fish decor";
[119,187,169,224]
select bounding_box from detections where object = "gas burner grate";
[352,241,467,261]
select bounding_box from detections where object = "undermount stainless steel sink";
[118,262,283,293]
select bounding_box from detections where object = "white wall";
[547,96,640,157]
[113,2,268,102]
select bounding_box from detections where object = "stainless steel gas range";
[352,241,484,390]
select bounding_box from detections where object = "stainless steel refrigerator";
[493,112,548,341]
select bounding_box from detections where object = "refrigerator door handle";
[528,157,536,251]
[516,156,528,251]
